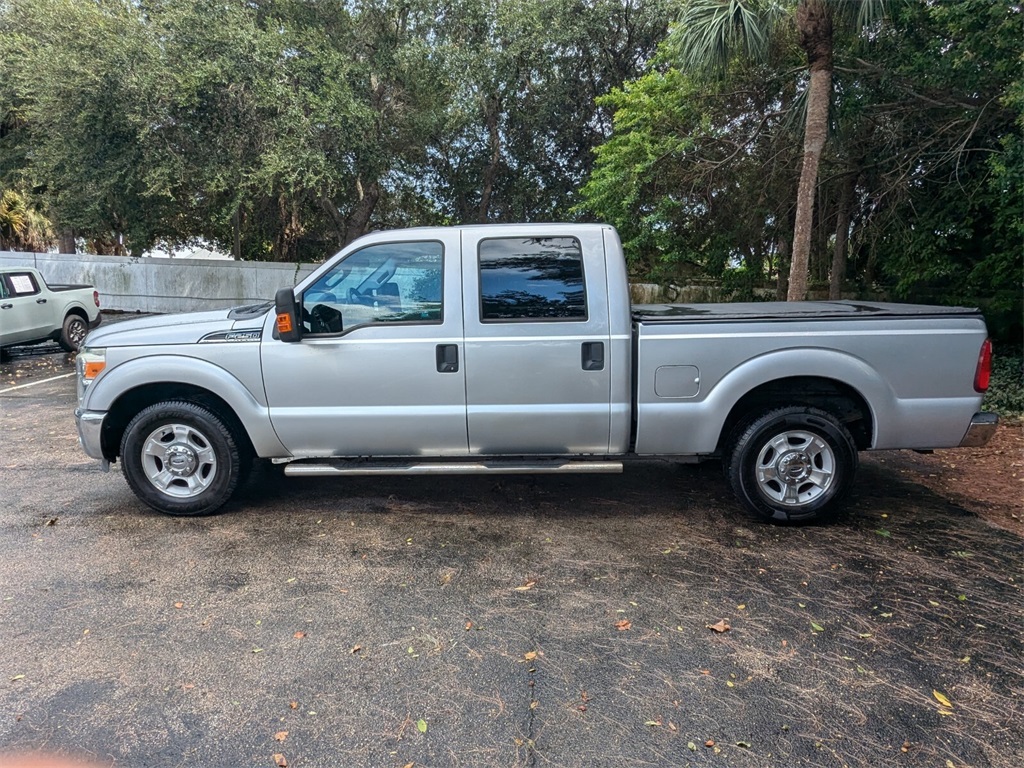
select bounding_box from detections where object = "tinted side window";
[478,237,586,322]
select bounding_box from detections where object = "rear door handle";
[0,304,12,310]
[436,344,459,373]
[581,341,604,371]
[36,298,47,304]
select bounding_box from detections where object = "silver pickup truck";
[74,224,997,523]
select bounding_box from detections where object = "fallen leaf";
[614,620,632,631]
[644,719,662,727]
[688,742,697,751]
[416,719,428,734]
[706,619,730,633]
[274,731,288,742]
[668,722,677,732]
[946,761,956,768]
[529,701,538,710]
[293,631,306,639]
[705,740,716,747]
[929,600,940,607]
[252,648,264,654]
[810,622,825,633]
[174,602,184,609]
[513,580,537,591]
[464,621,473,631]
[289,701,298,709]
[10,675,25,681]
[351,645,362,654]
[44,518,57,527]
[403,763,415,768]
[736,741,751,748]
[524,651,538,661]
[933,689,953,709]
[875,529,891,538]
[272,754,287,767]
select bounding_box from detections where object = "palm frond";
[669,0,788,75]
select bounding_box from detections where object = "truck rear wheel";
[120,401,248,516]
[727,407,857,523]
[59,313,88,352]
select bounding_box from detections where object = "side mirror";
[274,287,302,342]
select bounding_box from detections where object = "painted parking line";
[0,372,76,394]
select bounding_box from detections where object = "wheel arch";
[718,375,875,454]
[86,356,287,461]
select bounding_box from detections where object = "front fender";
[84,354,287,457]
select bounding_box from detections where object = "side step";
[284,458,624,477]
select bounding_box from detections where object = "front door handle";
[582,341,604,371]
[0,304,12,310]
[36,298,47,304]
[436,344,459,373]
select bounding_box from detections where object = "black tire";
[726,406,858,524]
[120,401,249,516]
[59,313,89,352]
[0,347,11,363]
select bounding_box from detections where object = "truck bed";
[633,301,983,323]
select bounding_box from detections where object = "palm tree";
[670,0,887,300]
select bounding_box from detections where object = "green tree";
[668,0,889,300]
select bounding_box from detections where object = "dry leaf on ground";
[706,620,730,633]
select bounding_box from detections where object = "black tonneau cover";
[632,300,982,324]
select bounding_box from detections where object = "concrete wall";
[0,251,319,313]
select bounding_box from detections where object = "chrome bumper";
[959,412,999,448]
[75,408,110,469]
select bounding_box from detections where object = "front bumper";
[75,408,110,467]
[959,412,999,448]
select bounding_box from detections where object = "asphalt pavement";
[1,331,1021,768]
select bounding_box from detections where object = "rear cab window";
[477,237,586,322]
[2,272,41,298]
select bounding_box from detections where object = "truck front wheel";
[120,401,248,516]
[727,407,858,523]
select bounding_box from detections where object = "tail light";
[973,338,992,393]
[93,290,100,308]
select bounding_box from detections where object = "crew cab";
[0,266,101,359]
[74,224,997,523]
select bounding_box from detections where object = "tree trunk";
[829,173,856,300]
[58,229,76,254]
[320,193,347,248]
[788,0,833,301]
[775,234,790,300]
[479,96,501,223]
[343,177,380,246]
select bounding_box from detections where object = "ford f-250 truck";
[1,266,101,359]
[74,224,997,523]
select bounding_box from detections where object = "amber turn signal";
[83,360,106,379]
[276,313,294,334]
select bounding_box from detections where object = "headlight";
[77,347,106,402]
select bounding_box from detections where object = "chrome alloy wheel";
[66,317,87,347]
[755,429,835,507]
[141,423,218,498]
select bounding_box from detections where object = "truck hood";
[85,307,268,348]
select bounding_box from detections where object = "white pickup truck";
[0,266,101,359]
[74,224,997,523]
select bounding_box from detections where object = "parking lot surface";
[1,336,1021,767]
